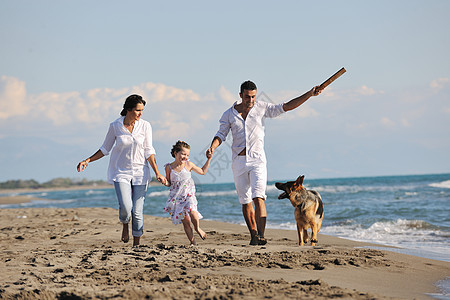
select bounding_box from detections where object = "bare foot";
[121,224,129,243]
[133,236,140,247]
[197,228,207,240]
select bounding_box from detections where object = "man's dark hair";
[240,80,257,94]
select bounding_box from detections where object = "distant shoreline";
[0,181,167,204]
[0,184,113,205]
[0,184,114,195]
[0,181,165,197]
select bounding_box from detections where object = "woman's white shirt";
[100,116,156,185]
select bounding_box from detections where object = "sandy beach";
[0,201,448,299]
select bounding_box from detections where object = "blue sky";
[0,1,449,184]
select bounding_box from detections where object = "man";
[207,80,322,245]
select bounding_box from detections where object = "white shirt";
[215,101,285,165]
[100,116,156,185]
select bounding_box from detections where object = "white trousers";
[232,156,267,204]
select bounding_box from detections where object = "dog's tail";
[299,191,324,218]
[317,198,324,219]
[311,191,324,219]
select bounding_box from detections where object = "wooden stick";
[319,67,346,90]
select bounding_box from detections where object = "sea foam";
[429,180,450,189]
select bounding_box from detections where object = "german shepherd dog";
[275,175,324,246]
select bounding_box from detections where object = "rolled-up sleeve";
[215,109,231,142]
[99,123,116,156]
[264,102,285,118]
[144,122,156,159]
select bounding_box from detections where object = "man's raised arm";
[282,86,322,112]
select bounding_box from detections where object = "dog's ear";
[275,182,289,199]
[275,182,285,190]
[296,175,305,186]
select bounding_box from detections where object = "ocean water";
[1,173,449,263]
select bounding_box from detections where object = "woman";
[77,94,167,247]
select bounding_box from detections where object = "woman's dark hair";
[240,80,257,94]
[171,140,190,158]
[120,94,146,116]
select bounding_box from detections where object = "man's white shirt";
[215,101,285,165]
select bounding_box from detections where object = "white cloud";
[351,122,369,131]
[217,85,236,105]
[0,79,209,128]
[400,117,411,127]
[135,82,201,102]
[27,90,120,126]
[380,117,396,128]
[153,111,192,142]
[0,76,28,119]
[313,85,382,107]
[430,78,450,91]
[294,105,319,118]
[356,85,377,96]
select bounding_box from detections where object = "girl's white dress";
[163,163,203,224]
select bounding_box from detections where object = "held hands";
[206,147,214,159]
[156,174,169,186]
[206,147,213,159]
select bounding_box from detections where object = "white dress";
[163,163,203,225]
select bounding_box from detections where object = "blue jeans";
[114,181,147,237]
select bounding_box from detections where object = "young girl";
[163,141,212,245]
